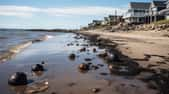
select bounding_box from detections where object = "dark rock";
[67,82,76,87]
[105,54,121,63]
[69,53,76,60]
[41,61,45,64]
[51,92,57,94]
[32,64,44,72]
[8,72,27,86]
[78,63,90,70]
[87,62,92,65]
[32,39,43,43]
[79,47,86,52]
[76,44,79,46]
[97,64,104,67]
[91,65,99,70]
[91,88,100,93]
[67,43,73,46]
[84,58,92,62]
[112,54,121,62]
[100,72,108,76]
[93,48,97,53]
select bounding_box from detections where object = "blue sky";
[0,0,152,29]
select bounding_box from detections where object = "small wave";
[32,35,54,43]
[45,35,54,39]
[0,35,54,62]
[9,41,32,53]
[0,41,32,62]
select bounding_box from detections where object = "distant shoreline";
[0,28,77,32]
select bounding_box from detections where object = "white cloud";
[0,5,127,17]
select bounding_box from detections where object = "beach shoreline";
[0,29,169,94]
[77,29,169,68]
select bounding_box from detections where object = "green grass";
[153,19,169,25]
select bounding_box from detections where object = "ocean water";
[0,29,61,59]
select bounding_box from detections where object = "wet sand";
[0,32,163,94]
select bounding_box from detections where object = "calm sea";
[0,29,60,56]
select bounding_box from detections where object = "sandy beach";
[1,30,168,94]
[79,29,169,69]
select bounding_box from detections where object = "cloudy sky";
[0,0,150,29]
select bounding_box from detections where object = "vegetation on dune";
[153,19,169,25]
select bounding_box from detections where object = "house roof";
[152,0,166,7]
[130,2,151,9]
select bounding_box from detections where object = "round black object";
[8,72,27,86]
[31,64,44,72]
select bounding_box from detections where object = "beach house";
[123,2,151,24]
[88,20,102,28]
[149,0,166,22]
[102,15,123,25]
[159,0,169,19]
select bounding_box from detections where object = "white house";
[123,2,151,24]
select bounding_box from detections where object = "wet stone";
[100,72,108,76]
[69,53,76,60]
[78,63,90,70]
[8,72,28,86]
[97,64,104,67]
[51,92,57,94]
[32,64,44,72]
[41,61,45,65]
[79,47,86,52]
[91,88,100,93]
[76,44,79,46]
[87,62,92,65]
[105,54,121,63]
[67,82,76,87]
[84,58,92,62]
[91,65,99,70]
[93,48,97,53]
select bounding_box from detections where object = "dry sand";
[79,29,169,69]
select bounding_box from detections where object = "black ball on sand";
[8,72,27,86]
[31,64,44,72]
